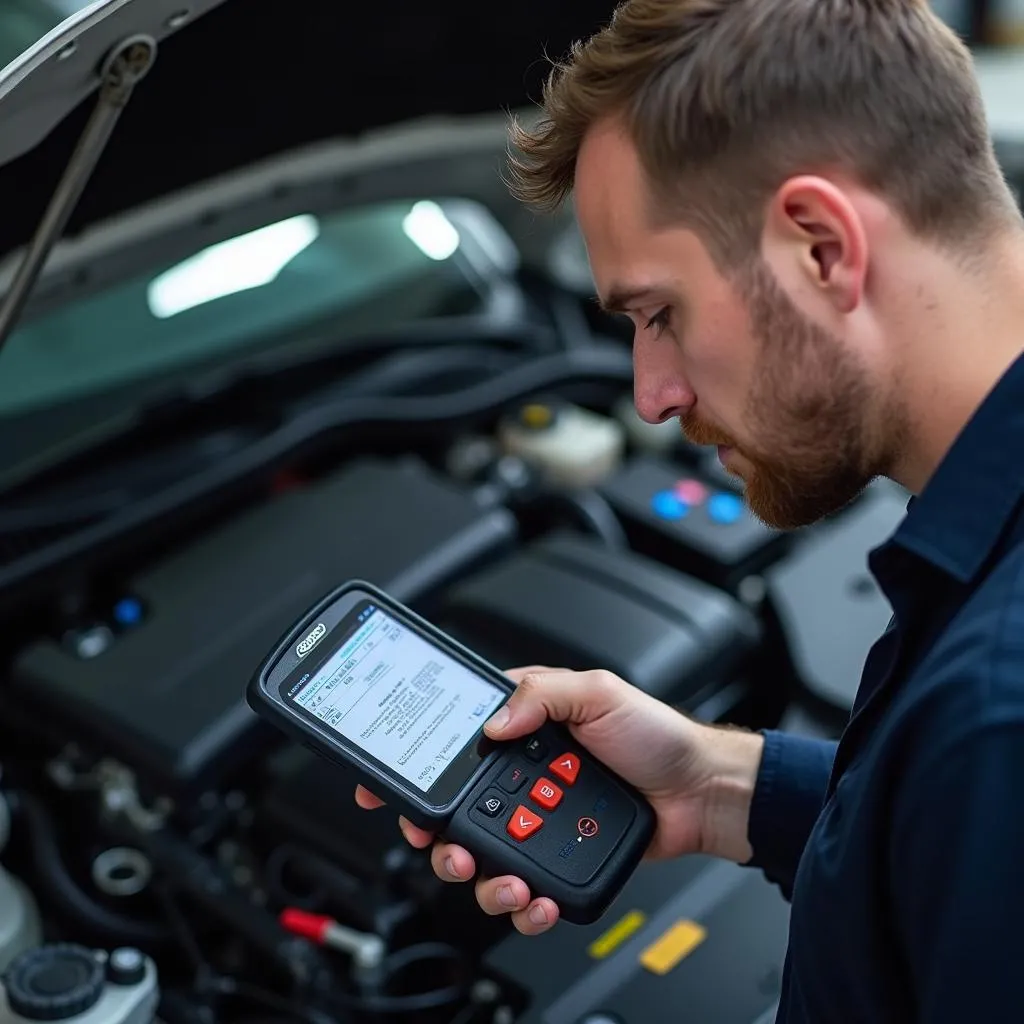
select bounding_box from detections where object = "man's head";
[507,0,1021,529]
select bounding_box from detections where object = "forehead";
[574,119,715,305]
[574,119,650,245]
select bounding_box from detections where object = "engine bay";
[0,366,903,1024]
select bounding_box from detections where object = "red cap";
[279,908,332,944]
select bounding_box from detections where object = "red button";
[507,805,543,841]
[530,778,563,810]
[549,752,580,786]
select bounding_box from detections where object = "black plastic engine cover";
[8,457,516,792]
[483,853,789,1024]
[435,532,762,709]
[765,480,907,715]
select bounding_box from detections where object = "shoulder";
[962,540,1024,626]
[894,541,1024,766]
[923,541,1024,693]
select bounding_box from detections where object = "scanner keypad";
[497,763,529,794]
[469,730,636,885]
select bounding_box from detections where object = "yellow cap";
[520,403,554,429]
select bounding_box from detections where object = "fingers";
[513,897,559,935]
[474,874,558,935]
[397,816,435,849]
[430,842,477,882]
[427,840,560,935]
[484,667,622,740]
[503,665,563,685]
[355,778,559,935]
[354,785,385,809]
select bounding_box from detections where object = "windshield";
[0,199,485,416]
[0,0,99,71]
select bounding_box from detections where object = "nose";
[632,334,694,425]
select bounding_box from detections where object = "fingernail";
[497,885,518,908]
[444,856,458,878]
[487,706,511,732]
[529,904,548,925]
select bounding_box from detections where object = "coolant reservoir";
[497,399,625,489]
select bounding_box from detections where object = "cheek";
[685,308,756,399]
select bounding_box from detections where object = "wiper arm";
[0,35,156,358]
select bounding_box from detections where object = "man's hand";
[355,666,764,935]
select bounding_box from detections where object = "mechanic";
[356,0,1024,1020]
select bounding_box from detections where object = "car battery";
[598,456,790,592]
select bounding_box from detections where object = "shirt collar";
[883,349,1024,584]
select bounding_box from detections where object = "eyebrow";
[596,284,668,314]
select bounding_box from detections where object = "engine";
[0,380,906,1024]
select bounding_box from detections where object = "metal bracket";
[0,33,157,356]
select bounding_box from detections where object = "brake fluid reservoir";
[498,400,625,489]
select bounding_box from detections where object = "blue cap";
[112,597,143,627]
[707,492,745,525]
[651,490,689,520]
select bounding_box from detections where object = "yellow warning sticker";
[639,919,707,975]
[587,910,647,959]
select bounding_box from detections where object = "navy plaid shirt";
[747,350,1024,1023]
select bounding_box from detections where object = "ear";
[761,175,868,314]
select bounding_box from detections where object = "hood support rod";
[0,34,157,357]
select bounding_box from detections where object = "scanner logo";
[296,623,327,658]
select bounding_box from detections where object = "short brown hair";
[508,0,1018,267]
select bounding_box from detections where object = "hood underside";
[2,1,1020,262]
[0,0,618,258]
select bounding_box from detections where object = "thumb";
[484,669,619,739]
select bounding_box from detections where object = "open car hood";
[0,0,622,258]
[0,0,230,168]
[0,0,605,494]
[0,1,1019,251]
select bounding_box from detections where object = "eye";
[644,306,672,337]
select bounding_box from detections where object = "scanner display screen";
[287,603,504,793]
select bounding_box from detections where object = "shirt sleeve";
[744,729,837,900]
[890,719,1024,1022]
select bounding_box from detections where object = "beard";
[680,259,894,531]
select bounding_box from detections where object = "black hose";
[299,347,519,405]
[291,345,632,433]
[543,490,628,550]
[547,289,594,351]
[381,941,464,983]
[0,345,634,608]
[0,349,517,534]
[245,312,559,374]
[7,790,171,944]
[324,984,464,1016]
[211,979,341,1024]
